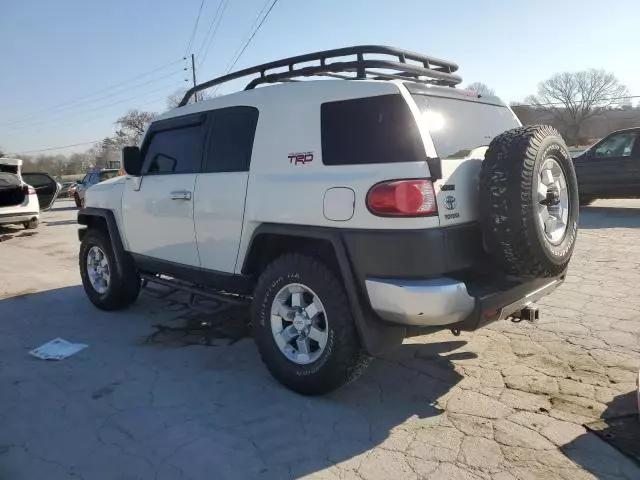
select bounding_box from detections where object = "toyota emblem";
[444,195,457,210]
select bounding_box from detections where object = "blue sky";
[1,0,638,156]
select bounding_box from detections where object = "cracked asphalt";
[1,198,639,479]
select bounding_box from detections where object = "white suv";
[77,46,579,395]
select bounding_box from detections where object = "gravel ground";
[0,198,639,480]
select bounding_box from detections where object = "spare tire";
[479,125,579,278]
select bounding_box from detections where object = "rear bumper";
[365,274,564,329]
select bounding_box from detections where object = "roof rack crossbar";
[179,45,461,107]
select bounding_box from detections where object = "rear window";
[321,94,426,166]
[412,95,520,159]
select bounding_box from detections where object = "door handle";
[170,190,192,201]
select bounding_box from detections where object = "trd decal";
[288,152,314,165]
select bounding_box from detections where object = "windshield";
[412,95,520,159]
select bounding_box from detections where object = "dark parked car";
[573,128,640,205]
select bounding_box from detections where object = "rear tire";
[79,229,140,310]
[479,125,579,277]
[24,218,38,230]
[252,253,370,395]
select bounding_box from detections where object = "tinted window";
[22,173,53,187]
[143,123,206,175]
[321,94,425,166]
[100,170,119,181]
[203,107,259,173]
[0,164,18,174]
[594,131,638,158]
[412,95,520,159]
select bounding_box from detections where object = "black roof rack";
[178,45,462,107]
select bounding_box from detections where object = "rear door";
[21,172,60,210]
[194,106,259,274]
[121,113,207,266]
[575,130,639,196]
[410,93,521,226]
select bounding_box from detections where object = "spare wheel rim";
[270,283,329,365]
[536,158,570,245]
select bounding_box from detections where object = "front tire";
[79,229,140,310]
[252,253,370,395]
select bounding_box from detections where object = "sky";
[1,0,639,156]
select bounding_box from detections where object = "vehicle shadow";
[579,205,640,229]
[560,391,640,478]
[0,285,469,479]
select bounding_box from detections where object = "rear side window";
[203,106,259,173]
[142,123,206,175]
[321,94,425,166]
[412,95,520,160]
[100,170,119,181]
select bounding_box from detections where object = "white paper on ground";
[29,338,88,361]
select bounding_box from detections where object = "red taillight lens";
[367,179,438,216]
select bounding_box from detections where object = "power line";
[2,80,183,134]
[10,140,103,155]
[196,0,230,68]
[0,59,183,127]
[184,0,206,56]
[0,70,183,129]
[225,0,278,75]
[6,89,184,157]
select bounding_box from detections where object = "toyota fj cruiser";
[77,46,579,395]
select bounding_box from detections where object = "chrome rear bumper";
[365,275,563,328]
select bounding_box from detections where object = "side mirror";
[122,146,142,176]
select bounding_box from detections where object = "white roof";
[0,157,23,166]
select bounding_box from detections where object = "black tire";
[252,253,370,395]
[479,125,579,278]
[79,229,140,310]
[23,218,38,229]
[579,196,595,206]
[74,194,82,208]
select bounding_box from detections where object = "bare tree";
[167,88,217,109]
[113,110,156,148]
[524,69,629,145]
[466,82,496,96]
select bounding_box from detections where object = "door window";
[203,107,259,173]
[142,122,207,175]
[594,131,638,158]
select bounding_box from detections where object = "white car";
[0,158,60,229]
[77,46,579,395]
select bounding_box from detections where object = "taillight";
[366,179,438,217]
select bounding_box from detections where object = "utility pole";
[191,53,198,103]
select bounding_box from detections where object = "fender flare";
[244,224,406,356]
[77,207,128,274]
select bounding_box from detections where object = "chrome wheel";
[536,158,569,245]
[87,246,110,294]
[270,283,328,365]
